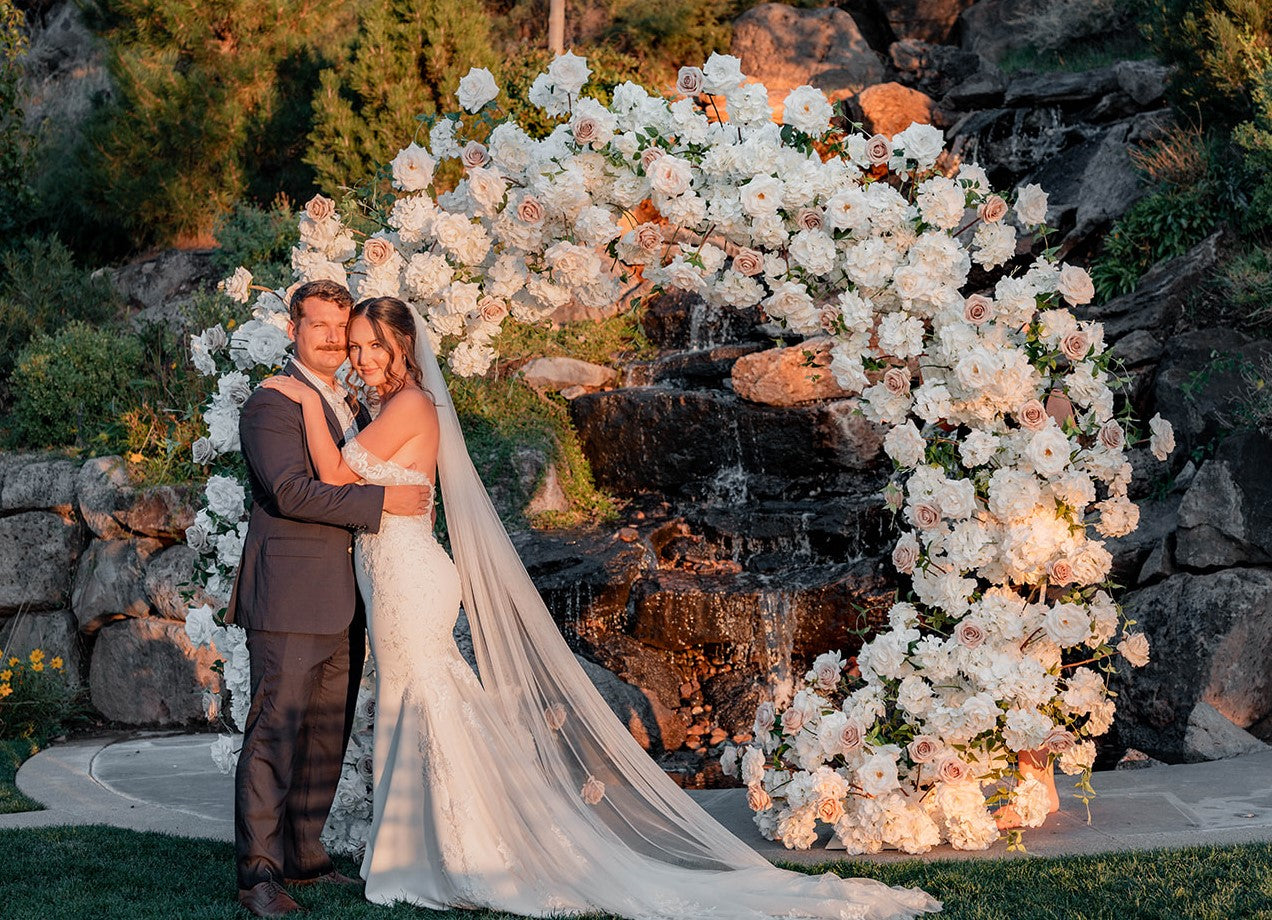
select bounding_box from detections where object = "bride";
[261,296,939,920]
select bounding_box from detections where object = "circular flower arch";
[182,52,1174,854]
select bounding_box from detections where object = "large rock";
[1088,232,1222,344]
[143,544,211,621]
[0,511,80,613]
[513,527,655,641]
[871,0,975,44]
[71,538,159,633]
[1183,701,1269,760]
[1151,323,1271,461]
[701,669,766,737]
[958,0,1040,62]
[519,357,616,392]
[570,387,885,501]
[77,456,196,540]
[629,344,765,390]
[88,617,222,725]
[1003,67,1120,107]
[1115,569,1272,761]
[576,654,684,753]
[889,39,999,103]
[21,1,113,139]
[112,249,218,328]
[853,82,936,138]
[1019,115,1164,248]
[732,4,884,108]
[641,290,765,351]
[0,454,78,513]
[730,339,855,406]
[0,609,82,680]
[1175,431,1272,570]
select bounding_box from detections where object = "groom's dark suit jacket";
[226,361,384,635]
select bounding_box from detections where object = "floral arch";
[183,52,1173,854]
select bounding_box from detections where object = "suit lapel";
[283,361,347,447]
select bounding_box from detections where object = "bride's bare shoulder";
[380,387,439,428]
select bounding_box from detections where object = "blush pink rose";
[1017,399,1048,431]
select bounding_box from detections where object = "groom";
[226,279,431,917]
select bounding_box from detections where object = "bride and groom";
[226,279,940,919]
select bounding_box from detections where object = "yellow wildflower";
[30,662,43,673]
[29,649,44,664]
[0,670,10,682]
[51,657,63,670]
[128,452,145,464]
[0,684,10,698]
[7,657,16,667]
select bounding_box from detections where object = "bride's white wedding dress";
[338,319,940,920]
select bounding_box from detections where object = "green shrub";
[211,199,298,291]
[603,0,733,81]
[1146,0,1271,129]
[0,236,123,390]
[1213,244,1272,322]
[6,322,143,448]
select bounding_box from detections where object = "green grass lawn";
[0,825,1270,919]
[0,739,41,814]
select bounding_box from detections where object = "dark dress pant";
[234,624,365,889]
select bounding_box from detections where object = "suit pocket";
[265,537,327,557]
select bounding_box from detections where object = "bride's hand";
[260,376,315,405]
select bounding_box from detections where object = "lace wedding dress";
[337,317,940,920]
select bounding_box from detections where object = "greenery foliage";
[210,199,299,291]
[307,0,498,195]
[0,648,80,745]
[0,236,123,392]
[6,322,143,448]
[66,0,359,251]
[0,0,33,237]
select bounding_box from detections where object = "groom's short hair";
[289,280,354,324]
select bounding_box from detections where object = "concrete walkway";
[8,732,1272,863]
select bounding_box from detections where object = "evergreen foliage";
[0,1,33,239]
[307,0,497,194]
[70,0,359,251]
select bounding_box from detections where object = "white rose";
[1014,183,1050,227]
[694,53,741,95]
[1149,413,1175,462]
[218,267,252,304]
[390,143,436,191]
[205,474,246,520]
[1118,632,1150,667]
[648,155,693,197]
[884,421,926,468]
[782,85,833,136]
[1057,264,1095,306]
[857,752,900,796]
[457,66,499,112]
[547,50,592,95]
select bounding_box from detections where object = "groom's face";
[288,296,350,378]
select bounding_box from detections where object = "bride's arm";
[258,377,359,485]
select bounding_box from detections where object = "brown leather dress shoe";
[284,869,361,887]
[237,880,304,916]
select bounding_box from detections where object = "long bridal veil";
[409,307,939,920]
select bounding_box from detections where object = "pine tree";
[77,0,360,250]
[0,0,34,239]
[306,0,497,194]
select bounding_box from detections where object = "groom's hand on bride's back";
[384,485,431,516]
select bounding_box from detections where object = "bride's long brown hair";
[349,297,425,397]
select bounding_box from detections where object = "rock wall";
[0,453,221,727]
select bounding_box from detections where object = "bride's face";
[348,315,404,389]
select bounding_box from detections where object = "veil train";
[409,307,939,920]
